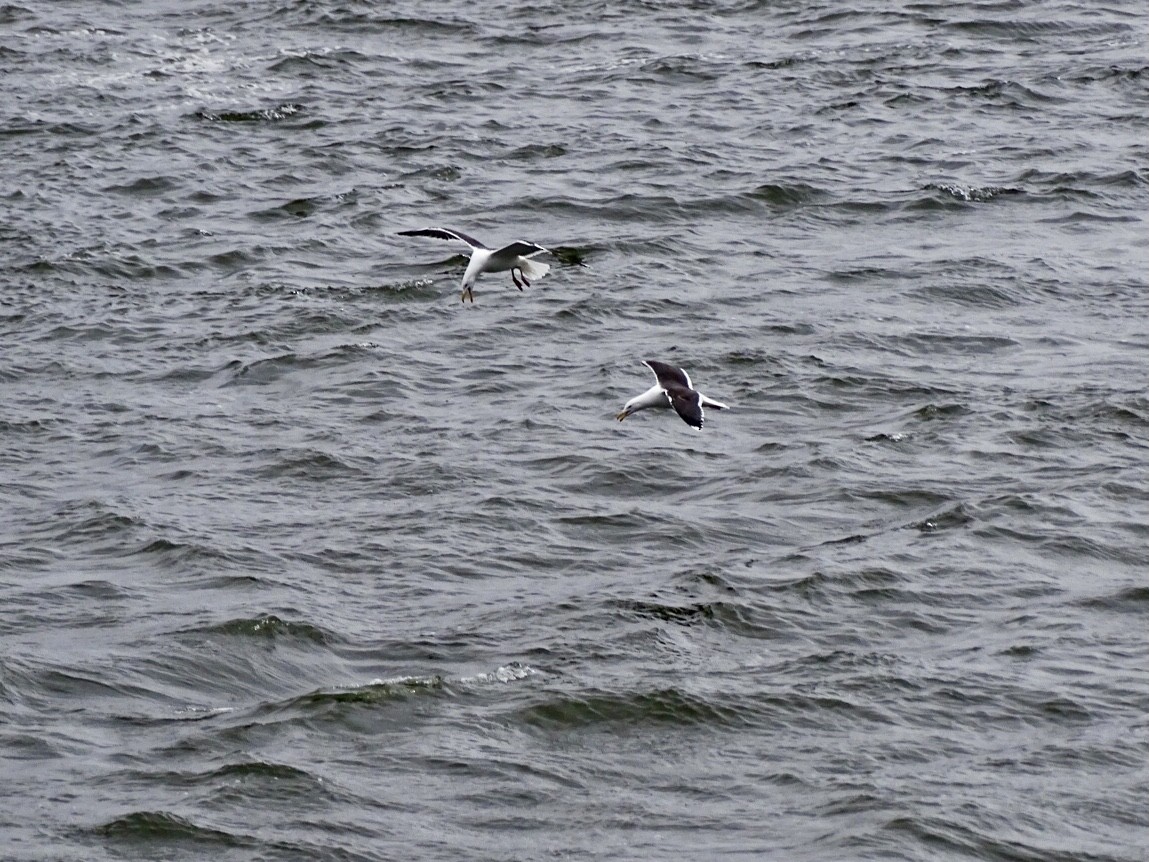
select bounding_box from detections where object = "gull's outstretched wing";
[398,227,488,249]
[666,387,704,430]
[496,241,548,258]
[488,241,549,268]
[643,359,693,392]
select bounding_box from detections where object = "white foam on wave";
[173,705,235,720]
[362,664,536,690]
[460,663,537,685]
[364,674,442,688]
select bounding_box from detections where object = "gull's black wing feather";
[398,227,487,249]
[643,360,692,391]
[495,241,549,258]
[666,385,704,430]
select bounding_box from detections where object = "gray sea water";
[2,1,1148,859]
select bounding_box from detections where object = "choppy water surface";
[2,1,1148,859]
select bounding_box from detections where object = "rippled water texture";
[2,1,1148,859]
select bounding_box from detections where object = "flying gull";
[398,227,550,303]
[616,360,730,431]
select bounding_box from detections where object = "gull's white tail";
[519,258,550,282]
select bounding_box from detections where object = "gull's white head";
[616,386,669,421]
[616,396,639,422]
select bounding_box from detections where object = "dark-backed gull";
[616,360,730,431]
[398,227,550,303]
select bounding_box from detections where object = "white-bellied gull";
[616,360,730,431]
[398,227,550,303]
